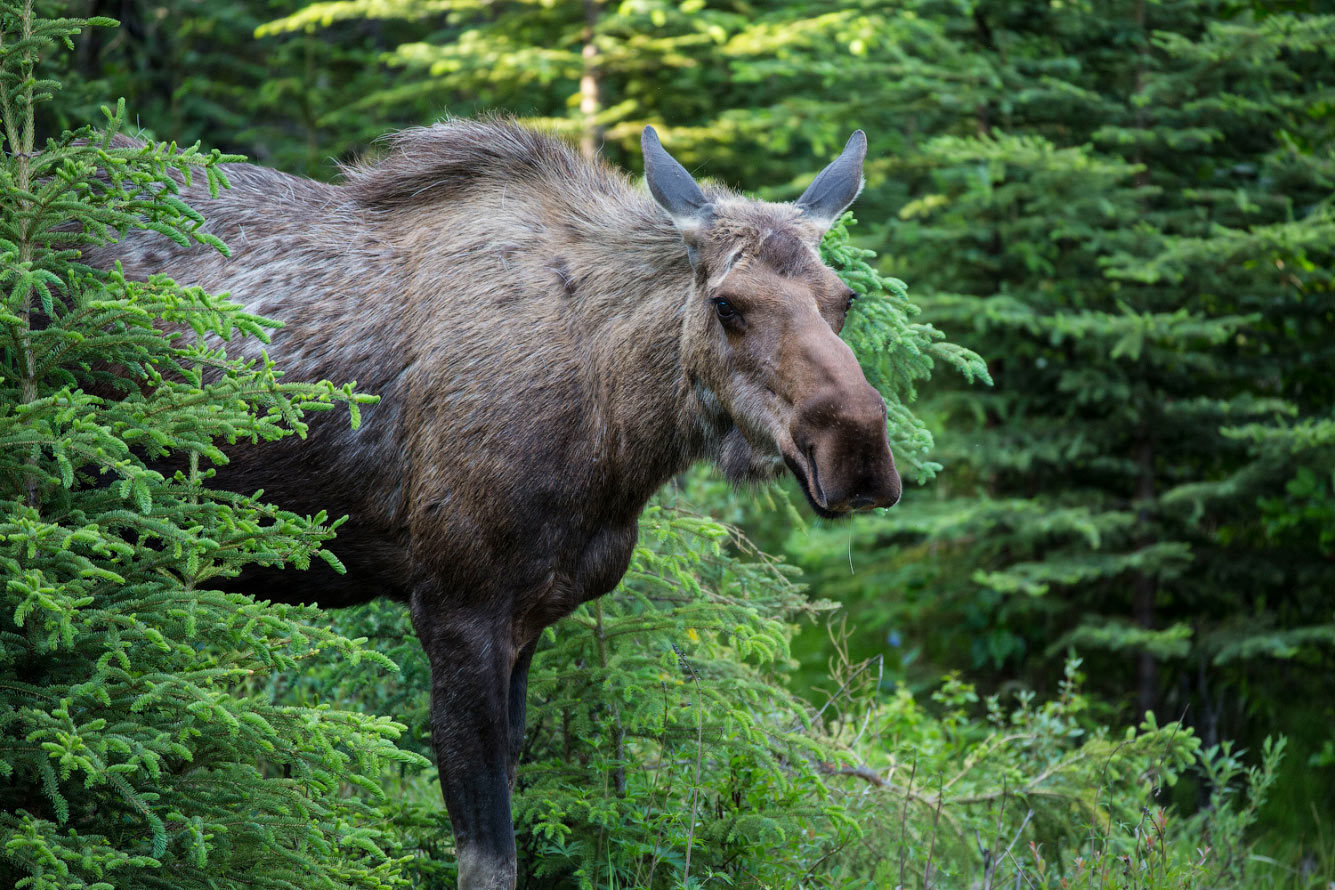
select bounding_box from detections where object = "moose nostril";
[849,496,876,510]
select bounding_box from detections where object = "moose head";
[643,126,902,517]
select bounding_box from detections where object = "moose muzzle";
[786,336,902,518]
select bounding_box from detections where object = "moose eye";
[845,291,859,313]
[713,298,740,323]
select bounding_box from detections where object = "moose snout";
[793,382,902,516]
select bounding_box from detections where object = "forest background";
[3,0,1333,888]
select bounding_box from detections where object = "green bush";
[817,651,1288,889]
[279,523,1291,890]
[0,7,423,888]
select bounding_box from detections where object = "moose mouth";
[784,445,848,520]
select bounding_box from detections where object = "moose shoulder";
[87,120,900,890]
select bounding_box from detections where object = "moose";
[90,119,901,889]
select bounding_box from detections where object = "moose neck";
[579,257,711,512]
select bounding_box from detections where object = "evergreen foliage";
[49,0,436,176]
[821,213,992,486]
[282,495,1288,890]
[0,7,424,888]
[240,0,935,221]
[785,0,1335,834]
[822,655,1287,890]
[252,0,900,180]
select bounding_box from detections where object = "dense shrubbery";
[280,557,1291,889]
[0,8,420,887]
[779,6,1335,846]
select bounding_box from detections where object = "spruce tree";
[788,0,1335,828]
[0,7,426,888]
[255,0,927,206]
[56,0,435,177]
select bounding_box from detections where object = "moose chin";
[87,118,901,890]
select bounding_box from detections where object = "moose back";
[89,120,901,890]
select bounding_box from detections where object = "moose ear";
[642,126,714,257]
[795,130,867,231]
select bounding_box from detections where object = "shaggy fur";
[85,119,900,890]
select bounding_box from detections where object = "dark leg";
[413,609,518,890]
[507,638,538,789]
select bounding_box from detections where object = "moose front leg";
[507,637,538,790]
[414,609,519,890]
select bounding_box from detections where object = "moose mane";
[337,118,818,290]
[341,118,608,209]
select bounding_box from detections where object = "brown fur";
[85,119,900,889]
